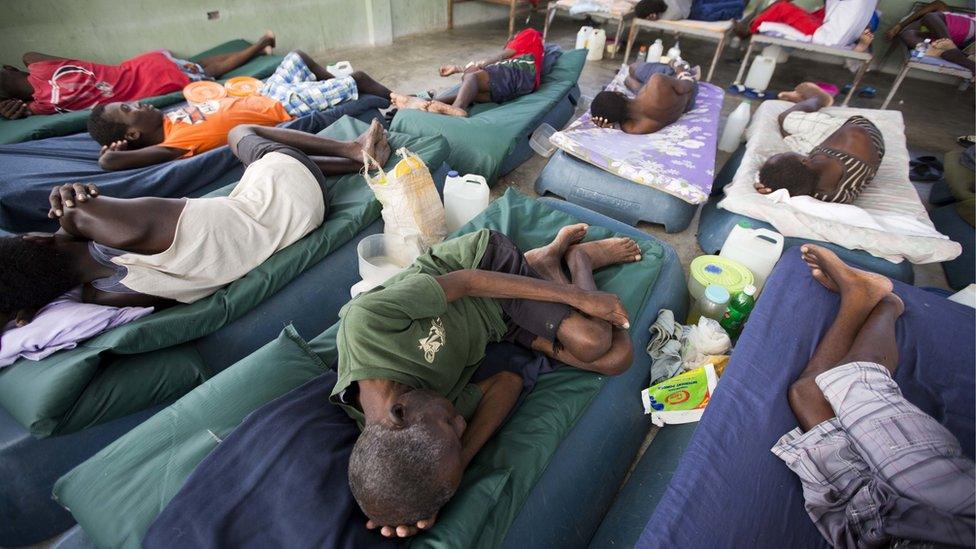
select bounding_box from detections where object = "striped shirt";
[810,116,885,204]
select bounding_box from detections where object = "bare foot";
[354,119,390,164]
[525,223,589,284]
[566,237,642,271]
[800,245,892,307]
[390,92,430,111]
[260,31,276,55]
[426,100,468,117]
[778,82,834,107]
[853,29,874,53]
[732,19,751,40]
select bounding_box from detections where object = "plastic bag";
[641,364,719,427]
[681,317,731,367]
[363,147,447,250]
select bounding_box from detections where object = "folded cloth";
[762,189,951,239]
[144,372,403,549]
[0,288,153,368]
[646,309,684,384]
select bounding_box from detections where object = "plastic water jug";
[762,45,789,63]
[718,223,784,293]
[666,41,682,62]
[576,26,594,50]
[718,101,750,153]
[327,61,354,77]
[647,39,663,63]
[743,55,775,92]
[444,171,490,233]
[587,29,606,61]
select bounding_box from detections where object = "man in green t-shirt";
[334,224,643,538]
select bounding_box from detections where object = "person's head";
[758,152,819,196]
[590,91,631,128]
[0,235,80,316]
[348,389,467,526]
[0,65,30,101]
[88,102,163,149]
[635,0,668,18]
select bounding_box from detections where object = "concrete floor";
[320,15,975,289]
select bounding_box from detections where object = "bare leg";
[523,223,589,285]
[787,245,895,431]
[197,32,275,77]
[435,70,491,110]
[349,71,393,100]
[227,119,389,174]
[776,82,833,134]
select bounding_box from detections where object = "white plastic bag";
[680,317,731,367]
[363,147,447,250]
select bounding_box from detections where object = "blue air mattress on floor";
[931,203,975,291]
[52,193,690,549]
[699,146,916,283]
[535,150,702,233]
[594,248,975,549]
[0,95,389,233]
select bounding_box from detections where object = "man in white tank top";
[0,120,390,326]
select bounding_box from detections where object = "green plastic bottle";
[720,284,757,338]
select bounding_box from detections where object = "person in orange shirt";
[88,51,393,171]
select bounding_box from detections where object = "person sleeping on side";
[590,59,700,134]
[87,50,392,171]
[0,32,275,120]
[755,82,884,204]
[634,0,693,21]
[0,120,390,327]
[336,224,642,538]
[388,28,545,117]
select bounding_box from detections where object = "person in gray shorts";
[774,244,975,548]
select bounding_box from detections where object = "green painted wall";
[0,0,512,67]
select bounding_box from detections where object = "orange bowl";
[224,76,263,97]
[183,81,226,103]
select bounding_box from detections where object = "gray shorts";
[772,362,976,547]
[484,55,537,104]
[234,133,329,200]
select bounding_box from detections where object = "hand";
[48,182,99,218]
[439,65,462,77]
[592,116,615,129]
[576,290,630,329]
[99,140,128,157]
[13,308,38,328]
[754,182,773,195]
[0,99,31,119]
[366,513,437,538]
[646,12,659,20]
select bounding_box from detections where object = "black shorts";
[477,230,574,351]
[234,133,330,200]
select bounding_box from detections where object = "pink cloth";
[0,288,153,368]
[944,12,976,46]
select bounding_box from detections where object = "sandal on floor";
[909,155,945,182]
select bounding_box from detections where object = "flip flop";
[957,135,976,147]
[909,155,944,182]
[743,88,770,100]
[856,86,877,98]
[727,83,747,95]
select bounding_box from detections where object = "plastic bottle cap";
[736,221,752,229]
[448,170,459,177]
[704,284,730,304]
[742,284,757,296]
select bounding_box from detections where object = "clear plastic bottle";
[647,39,664,63]
[695,284,730,323]
[913,38,931,59]
[636,45,648,64]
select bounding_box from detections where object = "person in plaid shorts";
[261,50,392,117]
[774,244,975,548]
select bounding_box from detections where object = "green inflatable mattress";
[0,39,285,145]
[390,48,587,184]
[55,189,667,548]
[0,117,449,437]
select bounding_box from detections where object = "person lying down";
[777,244,975,547]
[756,82,885,204]
[0,120,389,326]
[87,50,392,171]
[589,59,701,134]
[336,224,641,537]
[389,28,545,117]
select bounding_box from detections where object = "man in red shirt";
[0,32,275,119]
[390,28,545,117]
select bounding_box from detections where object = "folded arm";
[98,144,187,171]
[460,371,523,467]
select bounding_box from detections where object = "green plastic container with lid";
[688,255,755,299]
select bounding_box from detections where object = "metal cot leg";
[623,19,639,63]
[881,61,911,110]
[841,57,872,107]
[612,17,625,59]
[543,2,556,41]
[707,31,729,82]
[734,38,755,84]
